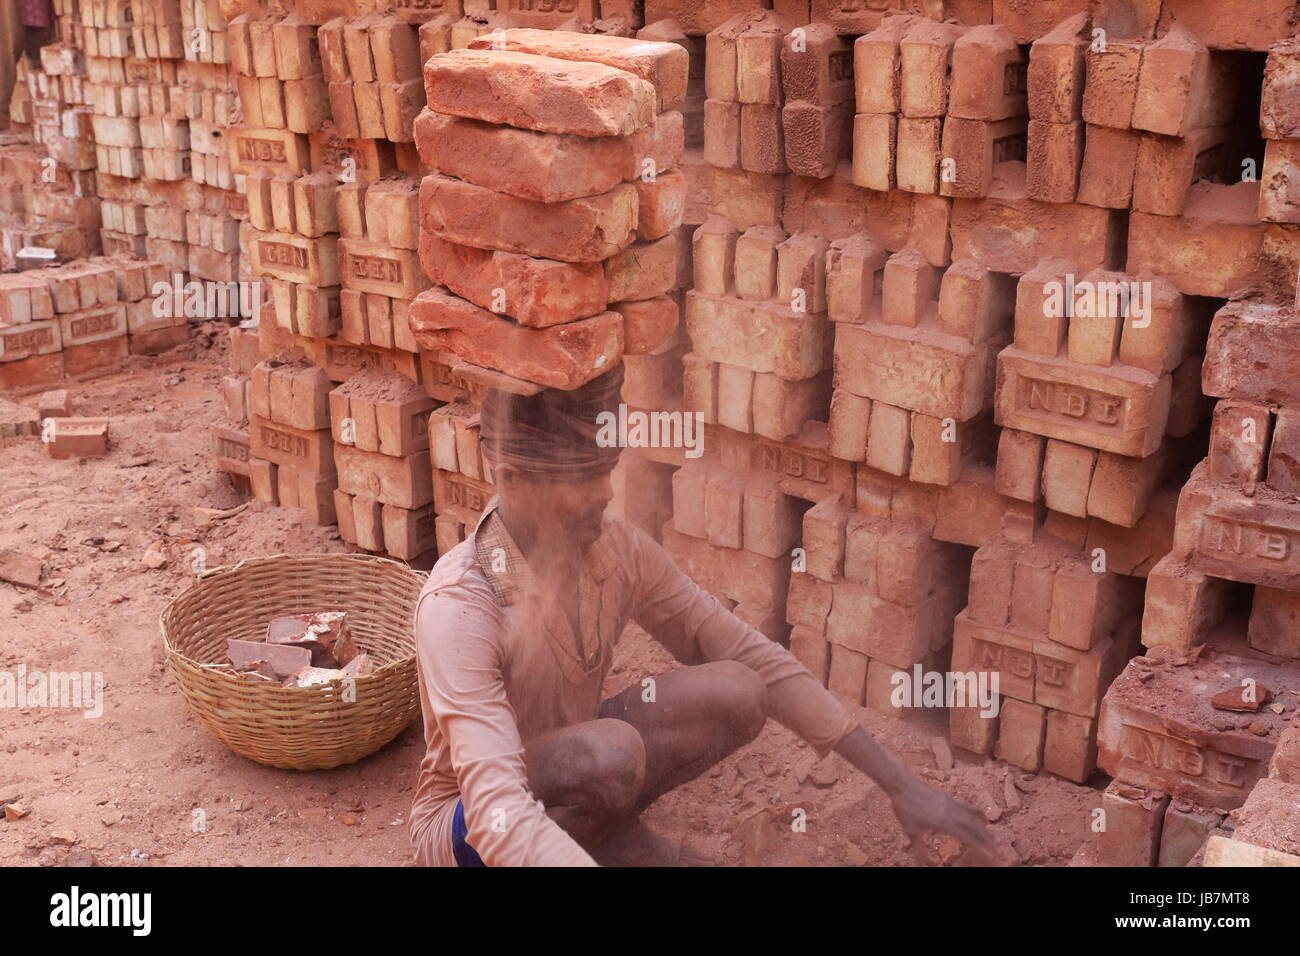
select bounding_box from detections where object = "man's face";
[496,464,615,551]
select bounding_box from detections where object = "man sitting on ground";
[409,366,994,866]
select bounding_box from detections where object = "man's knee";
[702,660,768,744]
[566,719,646,815]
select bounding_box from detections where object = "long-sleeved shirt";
[408,500,859,866]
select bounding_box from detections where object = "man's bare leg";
[520,661,768,862]
[522,717,646,851]
[601,660,769,809]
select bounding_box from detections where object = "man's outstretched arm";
[624,522,998,859]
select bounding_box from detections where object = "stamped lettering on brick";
[216,436,250,462]
[970,636,1035,682]
[237,136,288,165]
[68,313,118,339]
[753,441,829,483]
[444,474,491,512]
[260,241,308,271]
[348,253,403,284]
[1201,517,1294,565]
[2,326,56,351]
[1019,376,1125,429]
[1120,724,1251,790]
[258,423,310,460]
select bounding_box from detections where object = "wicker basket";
[161,553,426,771]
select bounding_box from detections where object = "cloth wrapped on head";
[480,365,624,477]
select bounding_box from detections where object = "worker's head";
[480,366,624,552]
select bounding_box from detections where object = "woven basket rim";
[160,551,427,684]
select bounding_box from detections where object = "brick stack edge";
[3,0,1299,867]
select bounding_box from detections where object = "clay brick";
[335,443,433,510]
[1209,400,1272,488]
[950,701,998,755]
[1158,801,1224,868]
[895,116,942,193]
[994,347,1172,458]
[1140,554,1228,652]
[739,103,787,174]
[783,100,853,179]
[949,25,1026,122]
[1082,41,1142,130]
[752,372,830,443]
[704,470,744,548]
[703,99,741,168]
[828,389,870,462]
[1262,37,1300,139]
[735,18,783,105]
[1087,446,1165,528]
[742,481,802,558]
[854,16,910,115]
[865,401,912,477]
[421,234,608,328]
[339,240,427,300]
[416,106,666,204]
[995,698,1045,772]
[909,413,962,486]
[1026,120,1084,204]
[250,230,339,287]
[835,320,992,422]
[691,217,737,295]
[636,169,687,240]
[409,288,623,391]
[826,644,867,706]
[851,113,897,192]
[790,625,830,683]
[249,415,335,476]
[1098,646,1294,808]
[1012,259,1070,355]
[1097,781,1168,867]
[826,233,887,324]
[45,417,109,459]
[1027,12,1088,123]
[1260,139,1300,224]
[1044,709,1097,783]
[605,233,683,303]
[1132,26,1237,138]
[937,258,1015,343]
[1248,586,1300,658]
[469,29,689,112]
[994,428,1044,502]
[881,247,939,328]
[686,292,831,380]
[421,173,637,263]
[733,225,783,301]
[1077,125,1141,209]
[1142,124,1233,216]
[776,233,828,313]
[423,49,656,137]
[950,164,1123,274]
[899,19,962,119]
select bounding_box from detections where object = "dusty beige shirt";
[408,500,858,867]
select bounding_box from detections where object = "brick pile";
[6,0,1300,868]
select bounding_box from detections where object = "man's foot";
[591,821,680,867]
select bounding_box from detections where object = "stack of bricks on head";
[1,0,1300,867]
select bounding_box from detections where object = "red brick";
[995,698,1045,772]
[468,29,688,112]
[409,288,623,391]
[420,173,637,263]
[420,234,608,328]
[423,49,656,137]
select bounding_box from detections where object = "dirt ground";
[0,334,1098,867]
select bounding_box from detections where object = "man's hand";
[834,726,1010,865]
[888,779,1005,865]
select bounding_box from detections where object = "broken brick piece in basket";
[265,611,359,667]
[227,638,312,680]
[285,666,350,688]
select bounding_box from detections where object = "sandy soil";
[0,335,1098,867]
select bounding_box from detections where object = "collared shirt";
[408,499,859,867]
